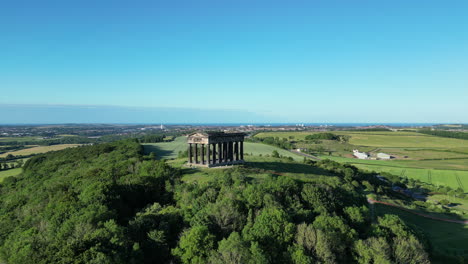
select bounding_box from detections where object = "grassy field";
[0,144,81,158]
[142,137,304,161]
[321,156,468,191]
[255,131,468,190]
[255,131,468,148]
[375,203,468,262]
[166,155,341,186]
[0,168,22,183]
[142,136,188,159]
[0,136,42,143]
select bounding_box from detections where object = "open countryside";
[254,131,468,190]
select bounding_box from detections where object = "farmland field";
[0,144,81,158]
[255,131,468,148]
[321,155,468,191]
[142,136,303,161]
[255,131,468,190]
[0,168,22,183]
[0,136,42,143]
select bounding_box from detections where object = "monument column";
[226,141,230,162]
[223,142,229,162]
[201,144,205,164]
[218,142,222,163]
[212,144,216,164]
[206,143,210,165]
[188,143,192,163]
[240,141,244,160]
[235,141,239,161]
[194,144,198,164]
[229,141,233,161]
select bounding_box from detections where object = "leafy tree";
[209,232,251,264]
[272,150,280,158]
[353,237,392,264]
[172,225,215,264]
[243,207,295,262]
[393,236,430,264]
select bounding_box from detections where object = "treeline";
[0,133,174,147]
[256,137,293,149]
[304,133,348,142]
[0,140,430,263]
[418,129,468,140]
[0,160,23,170]
[351,128,391,132]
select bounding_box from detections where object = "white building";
[353,149,369,159]
[377,153,392,159]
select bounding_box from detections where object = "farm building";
[377,153,392,159]
[353,149,369,159]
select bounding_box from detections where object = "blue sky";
[1,0,467,123]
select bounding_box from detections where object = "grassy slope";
[169,155,341,187]
[375,203,468,262]
[142,136,188,159]
[142,137,304,161]
[0,168,22,183]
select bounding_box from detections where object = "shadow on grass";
[142,145,175,160]
[245,161,335,176]
[374,203,468,263]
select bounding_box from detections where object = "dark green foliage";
[305,133,341,141]
[0,140,430,263]
[257,137,293,149]
[0,140,181,264]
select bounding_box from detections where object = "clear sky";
[1,0,467,123]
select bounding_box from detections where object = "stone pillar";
[212,144,216,164]
[229,141,233,162]
[226,141,230,162]
[240,141,244,160]
[194,144,198,164]
[235,141,239,161]
[202,144,206,164]
[223,142,228,162]
[218,143,223,163]
[189,143,193,163]
[206,144,210,165]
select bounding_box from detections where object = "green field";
[0,168,22,183]
[142,137,304,161]
[322,156,468,191]
[375,203,468,262]
[142,136,188,159]
[254,131,468,190]
[0,136,42,143]
[255,131,468,148]
[170,155,341,187]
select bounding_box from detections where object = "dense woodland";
[0,140,430,263]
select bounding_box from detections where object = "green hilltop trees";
[0,139,430,263]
